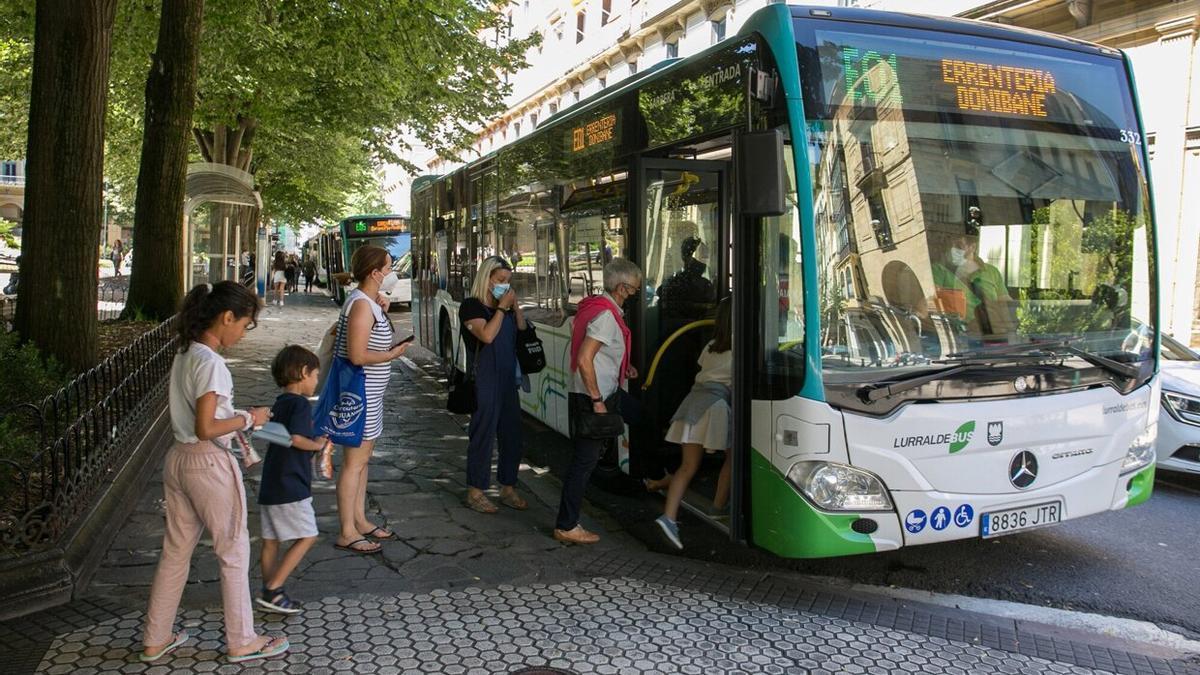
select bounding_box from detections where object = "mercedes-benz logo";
[1009,451,1038,489]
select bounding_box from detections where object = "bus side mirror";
[736,129,787,217]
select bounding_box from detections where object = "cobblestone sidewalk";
[13,292,1200,674]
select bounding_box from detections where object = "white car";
[1158,333,1200,474]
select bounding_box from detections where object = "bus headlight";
[786,461,893,512]
[1120,425,1157,475]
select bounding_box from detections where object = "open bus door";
[633,157,735,536]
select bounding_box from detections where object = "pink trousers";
[142,441,259,651]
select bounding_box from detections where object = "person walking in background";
[459,256,529,514]
[111,239,124,278]
[303,257,317,293]
[554,258,642,545]
[141,281,289,665]
[284,255,297,294]
[257,345,331,614]
[332,245,411,554]
[271,251,287,307]
[652,297,734,550]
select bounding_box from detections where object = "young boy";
[256,345,332,614]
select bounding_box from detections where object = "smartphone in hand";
[394,334,415,348]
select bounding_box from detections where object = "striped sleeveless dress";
[335,289,393,441]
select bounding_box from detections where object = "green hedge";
[0,332,69,466]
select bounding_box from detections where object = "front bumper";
[886,460,1155,547]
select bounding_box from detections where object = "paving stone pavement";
[14,292,1200,674]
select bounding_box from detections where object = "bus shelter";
[183,162,262,292]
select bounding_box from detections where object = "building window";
[549,102,558,115]
[573,90,581,102]
[531,112,539,128]
[628,59,638,75]
[601,0,612,25]
[666,41,678,59]
[712,16,726,42]
[514,121,522,137]
[553,20,563,42]
[599,75,607,89]
[576,11,586,43]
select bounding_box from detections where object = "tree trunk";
[123,0,205,320]
[14,0,117,372]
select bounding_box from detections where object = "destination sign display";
[562,108,622,157]
[940,59,1057,118]
[347,218,408,237]
[571,113,619,153]
[813,29,1130,129]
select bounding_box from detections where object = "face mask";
[378,270,399,293]
[948,247,966,266]
[491,282,510,300]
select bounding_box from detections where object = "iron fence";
[0,286,129,329]
[0,316,178,556]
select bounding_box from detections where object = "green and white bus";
[319,214,413,306]
[411,4,1159,558]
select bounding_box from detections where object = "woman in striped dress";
[333,245,410,554]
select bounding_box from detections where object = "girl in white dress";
[654,298,732,550]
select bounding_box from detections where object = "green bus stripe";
[750,449,877,558]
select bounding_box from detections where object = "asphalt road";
[393,310,1200,641]
[518,416,1200,640]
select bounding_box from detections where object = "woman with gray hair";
[555,258,642,544]
[459,256,529,513]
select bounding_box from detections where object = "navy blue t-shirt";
[258,393,316,505]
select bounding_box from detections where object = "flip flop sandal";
[361,526,398,541]
[227,636,290,664]
[499,491,528,510]
[465,492,499,514]
[139,631,189,663]
[334,538,382,554]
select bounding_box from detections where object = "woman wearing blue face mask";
[459,256,529,513]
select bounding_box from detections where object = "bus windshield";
[348,234,412,275]
[799,25,1155,389]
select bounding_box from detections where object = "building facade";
[0,159,24,226]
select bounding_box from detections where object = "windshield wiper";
[856,339,1141,403]
[949,339,1140,380]
[856,364,979,403]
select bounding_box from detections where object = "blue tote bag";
[314,354,367,446]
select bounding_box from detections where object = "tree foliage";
[0,0,535,224]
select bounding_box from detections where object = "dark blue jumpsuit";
[465,306,523,490]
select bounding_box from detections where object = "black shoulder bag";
[573,393,625,440]
[515,322,546,374]
[446,329,479,414]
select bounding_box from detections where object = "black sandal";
[361,526,398,541]
[334,538,381,554]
